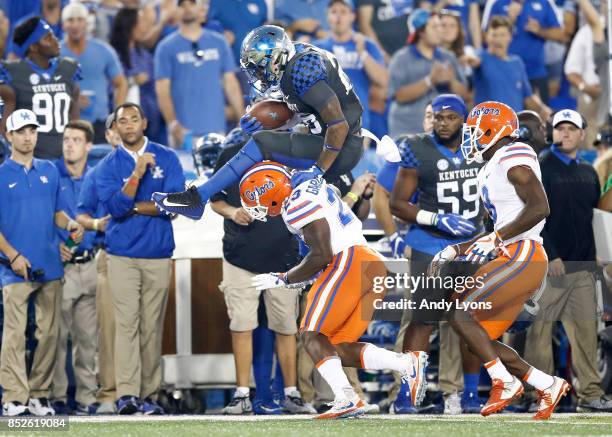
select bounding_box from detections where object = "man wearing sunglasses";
[155,0,244,149]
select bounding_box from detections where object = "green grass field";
[22,414,612,437]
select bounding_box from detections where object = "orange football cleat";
[481,376,524,416]
[533,376,571,420]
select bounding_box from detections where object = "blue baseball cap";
[431,94,467,119]
[407,9,431,44]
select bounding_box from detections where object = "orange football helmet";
[462,101,519,163]
[239,161,292,221]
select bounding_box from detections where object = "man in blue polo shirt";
[314,0,387,131]
[95,103,185,415]
[467,15,551,119]
[0,109,83,417]
[482,0,564,102]
[155,0,244,148]
[50,120,99,415]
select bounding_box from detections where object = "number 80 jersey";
[282,178,367,255]
[0,58,80,159]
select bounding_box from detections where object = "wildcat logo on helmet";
[244,180,276,201]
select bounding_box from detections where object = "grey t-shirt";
[387,45,466,137]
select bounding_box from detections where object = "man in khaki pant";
[96,103,185,414]
[0,110,83,416]
[75,113,119,413]
[51,121,99,414]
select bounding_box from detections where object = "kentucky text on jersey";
[438,167,480,182]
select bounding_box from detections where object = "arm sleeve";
[154,41,172,80]
[221,38,237,73]
[398,139,420,169]
[284,188,326,231]
[300,80,336,115]
[76,172,99,216]
[518,58,533,98]
[498,144,539,175]
[104,43,124,79]
[542,2,562,28]
[291,53,328,98]
[366,39,385,64]
[96,162,136,218]
[210,147,237,202]
[376,161,399,192]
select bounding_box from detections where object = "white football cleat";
[533,376,570,420]
[400,351,428,406]
[315,397,365,420]
[481,377,523,416]
[28,397,55,416]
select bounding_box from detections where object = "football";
[248,99,294,130]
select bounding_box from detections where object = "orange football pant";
[457,239,548,340]
[300,245,387,345]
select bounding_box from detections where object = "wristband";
[128,176,139,187]
[10,252,21,265]
[416,210,437,226]
[93,219,99,232]
[324,143,342,152]
[346,191,359,203]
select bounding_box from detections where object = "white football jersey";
[477,142,544,245]
[281,178,366,254]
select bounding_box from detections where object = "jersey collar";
[120,137,149,162]
[410,44,444,61]
[432,133,464,166]
[26,57,59,81]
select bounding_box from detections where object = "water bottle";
[63,235,79,265]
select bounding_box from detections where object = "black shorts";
[251,131,364,176]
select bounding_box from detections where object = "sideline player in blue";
[153,24,365,220]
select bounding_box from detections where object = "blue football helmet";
[240,25,294,93]
[192,133,225,176]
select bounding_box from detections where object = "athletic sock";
[360,343,410,372]
[316,356,355,400]
[236,386,250,397]
[284,386,297,397]
[195,138,263,202]
[523,367,555,391]
[484,357,513,383]
[463,373,480,397]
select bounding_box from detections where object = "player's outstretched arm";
[497,165,550,241]
[284,218,334,284]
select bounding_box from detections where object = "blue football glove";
[389,231,406,258]
[239,114,263,135]
[434,213,477,237]
[291,165,324,188]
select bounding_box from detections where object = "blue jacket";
[95,139,185,258]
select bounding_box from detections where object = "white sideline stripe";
[306,250,349,331]
[65,413,612,425]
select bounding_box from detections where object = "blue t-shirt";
[313,36,385,130]
[483,0,561,79]
[0,159,64,285]
[473,49,532,111]
[209,0,267,62]
[60,38,123,122]
[54,159,98,253]
[154,30,236,136]
[275,0,330,34]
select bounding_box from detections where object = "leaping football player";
[431,101,570,420]
[238,162,427,420]
[153,25,366,220]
